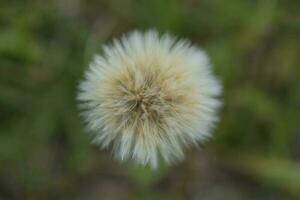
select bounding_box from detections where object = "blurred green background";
[1,0,300,199]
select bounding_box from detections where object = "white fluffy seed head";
[77,30,222,169]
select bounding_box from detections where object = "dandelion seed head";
[77,30,222,169]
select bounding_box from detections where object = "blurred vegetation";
[0,0,300,199]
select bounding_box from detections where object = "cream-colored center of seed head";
[103,65,193,130]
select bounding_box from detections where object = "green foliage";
[0,0,300,199]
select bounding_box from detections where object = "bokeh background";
[1,0,300,199]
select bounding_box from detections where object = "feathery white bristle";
[77,30,222,169]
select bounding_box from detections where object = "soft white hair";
[77,30,222,169]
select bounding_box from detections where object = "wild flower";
[78,30,222,169]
